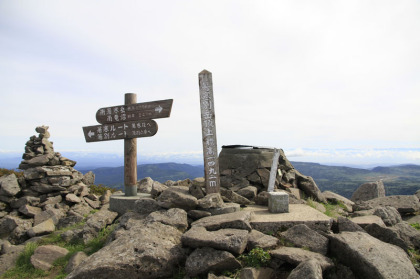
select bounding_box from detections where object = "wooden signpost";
[199,70,221,194]
[83,93,173,196]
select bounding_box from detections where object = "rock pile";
[0,126,115,275]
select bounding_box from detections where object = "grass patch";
[89,184,117,196]
[238,247,271,268]
[410,223,420,230]
[409,249,420,269]
[0,168,23,178]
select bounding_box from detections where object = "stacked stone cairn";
[0,126,115,250]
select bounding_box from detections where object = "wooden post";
[267,148,281,192]
[124,93,137,196]
[199,70,220,194]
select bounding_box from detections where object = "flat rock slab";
[243,205,333,233]
[182,226,249,254]
[270,246,334,271]
[191,211,253,231]
[30,245,69,271]
[109,193,152,215]
[329,231,419,279]
[350,215,385,228]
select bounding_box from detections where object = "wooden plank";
[267,148,281,192]
[82,119,158,142]
[124,93,137,197]
[96,99,173,124]
[199,70,220,194]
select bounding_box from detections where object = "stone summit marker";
[199,70,221,194]
[83,93,173,214]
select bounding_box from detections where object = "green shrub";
[238,247,271,268]
[89,184,117,196]
[410,223,420,230]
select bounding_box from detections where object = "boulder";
[364,223,410,251]
[270,246,334,271]
[182,226,249,254]
[247,229,279,250]
[192,211,253,231]
[0,242,24,275]
[203,203,241,216]
[255,191,269,206]
[287,259,323,279]
[188,210,212,220]
[189,183,205,199]
[150,181,168,198]
[220,189,252,205]
[99,190,112,205]
[239,267,274,279]
[236,186,258,200]
[351,180,385,203]
[281,224,329,255]
[137,177,154,193]
[67,221,188,279]
[18,204,42,217]
[198,193,224,209]
[295,171,326,203]
[373,206,402,226]
[146,208,188,232]
[328,231,419,279]
[66,193,81,203]
[323,191,354,212]
[81,171,95,186]
[0,174,20,197]
[350,215,386,228]
[27,218,55,238]
[185,247,241,277]
[335,217,365,233]
[64,251,88,274]
[354,195,420,215]
[133,198,162,215]
[30,245,69,271]
[156,186,198,211]
[84,197,100,209]
[34,208,66,226]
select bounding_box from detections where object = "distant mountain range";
[79,162,420,199]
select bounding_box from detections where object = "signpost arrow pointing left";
[88,130,95,138]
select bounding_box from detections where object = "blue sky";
[1,1,419,166]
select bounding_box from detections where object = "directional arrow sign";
[96,99,173,124]
[82,120,158,142]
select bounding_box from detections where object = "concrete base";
[243,204,333,233]
[109,192,152,215]
[268,192,289,213]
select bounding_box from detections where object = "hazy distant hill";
[292,162,420,198]
[80,163,204,189]
[78,162,420,198]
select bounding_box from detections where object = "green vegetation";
[410,223,420,230]
[409,249,420,270]
[1,218,116,279]
[238,247,271,268]
[0,168,23,178]
[88,184,117,196]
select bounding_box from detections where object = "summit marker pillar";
[124,93,137,196]
[199,70,220,194]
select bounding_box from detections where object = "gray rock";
[30,245,68,271]
[364,223,409,251]
[146,208,188,232]
[85,208,118,234]
[66,193,81,203]
[351,180,385,203]
[182,226,249,254]
[67,221,188,279]
[354,195,420,215]
[239,267,274,279]
[64,251,88,274]
[150,181,168,198]
[270,246,334,271]
[281,224,329,255]
[247,229,279,250]
[255,191,269,206]
[57,212,84,229]
[137,177,154,193]
[34,208,66,226]
[295,171,326,203]
[287,259,323,279]
[99,190,112,205]
[0,242,24,275]
[237,186,258,200]
[40,195,62,207]
[198,193,224,209]
[185,247,241,277]
[328,231,419,279]
[18,204,42,217]
[336,217,365,233]
[84,197,100,209]
[394,222,420,249]
[350,215,386,228]
[373,206,402,226]
[0,174,20,197]
[27,218,55,238]
[192,211,253,231]
[30,182,65,194]
[323,191,354,212]
[134,197,162,215]
[157,186,198,211]
[189,183,206,199]
[81,171,95,186]
[203,203,241,215]
[188,210,212,220]
[221,188,252,205]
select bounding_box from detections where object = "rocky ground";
[0,127,420,279]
